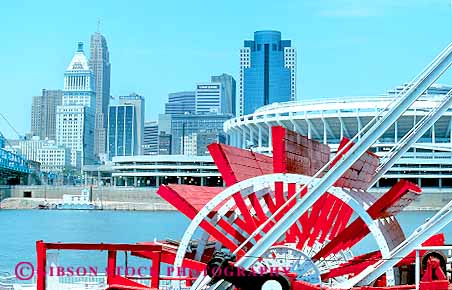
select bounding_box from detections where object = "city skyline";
[1,0,452,138]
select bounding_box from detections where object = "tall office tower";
[31,96,42,138]
[170,114,230,155]
[143,120,159,155]
[195,83,222,114]
[211,73,236,115]
[158,133,172,155]
[56,42,96,169]
[31,89,63,140]
[182,131,226,156]
[157,114,172,155]
[118,93,145,155]
[90,32,111,159]
[164,91,196,115]
[239,30,297,115]
[107,104,138,158]
[0,133,4,148]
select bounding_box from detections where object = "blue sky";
[1,0,452,138]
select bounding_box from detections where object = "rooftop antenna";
[96,18,102,33]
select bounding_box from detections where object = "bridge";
[0,147,31,185]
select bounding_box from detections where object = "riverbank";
[0,196,448,211]
[0,185,177,211]
[0,197,176,211]
[0,185,450,211]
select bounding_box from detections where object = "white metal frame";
[170,173,401,289]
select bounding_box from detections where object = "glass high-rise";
[170,114,231,155]
[165,91,196,115]
[90,32,111,159]
[118,93,145,155]
[211,73,236,116]
[239,30,296,116]
[108,104,137,158]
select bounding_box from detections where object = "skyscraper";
[107,104,137,158]
[195,83,222,114]
[31,89,63,140]
[164,91,196,115]
[211,73,236,116]
[182,131,226,156]
[239,30,296,115]
[157,114,172,155]
[56,42,96,169]
[90,31,111,160]
[118,93,145,155]
[170,114,230,155]
[143,120,159,155]
[31,96,42,138]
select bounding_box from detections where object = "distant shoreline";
[0,197,444,212]
[0,197,177,211]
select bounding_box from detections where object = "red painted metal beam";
[132,250,205,271]
[314,180,421,260]
[157,184,245,254]
[321,234,445,280]
[106,285,159,290]
[248,191,276,233]
[322,251,382,279]
[36,241,47,290]
[158,183,252,246]
[108,275,151,289]
[331,137,380,190]
[42,242,165,251]
[107,251,117,285]
[310,194,344,245]
[208,143,273,186]
[396,234,445,266]
[297,194,332,249]
[231,191,260,236]
[150,252,160,288]
[272,126,330,176]
[368,180,421,219]
[156,184,224,219]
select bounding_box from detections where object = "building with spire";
[90,31,111,161]
[56,42,96,169]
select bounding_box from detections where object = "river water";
[0,210,450,275]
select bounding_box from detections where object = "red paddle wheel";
[35,126,449,290]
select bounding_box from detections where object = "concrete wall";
[9,185,164,203]
[7,185,452,211]
[0,186,11,201]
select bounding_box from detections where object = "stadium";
[224,84,452,194]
